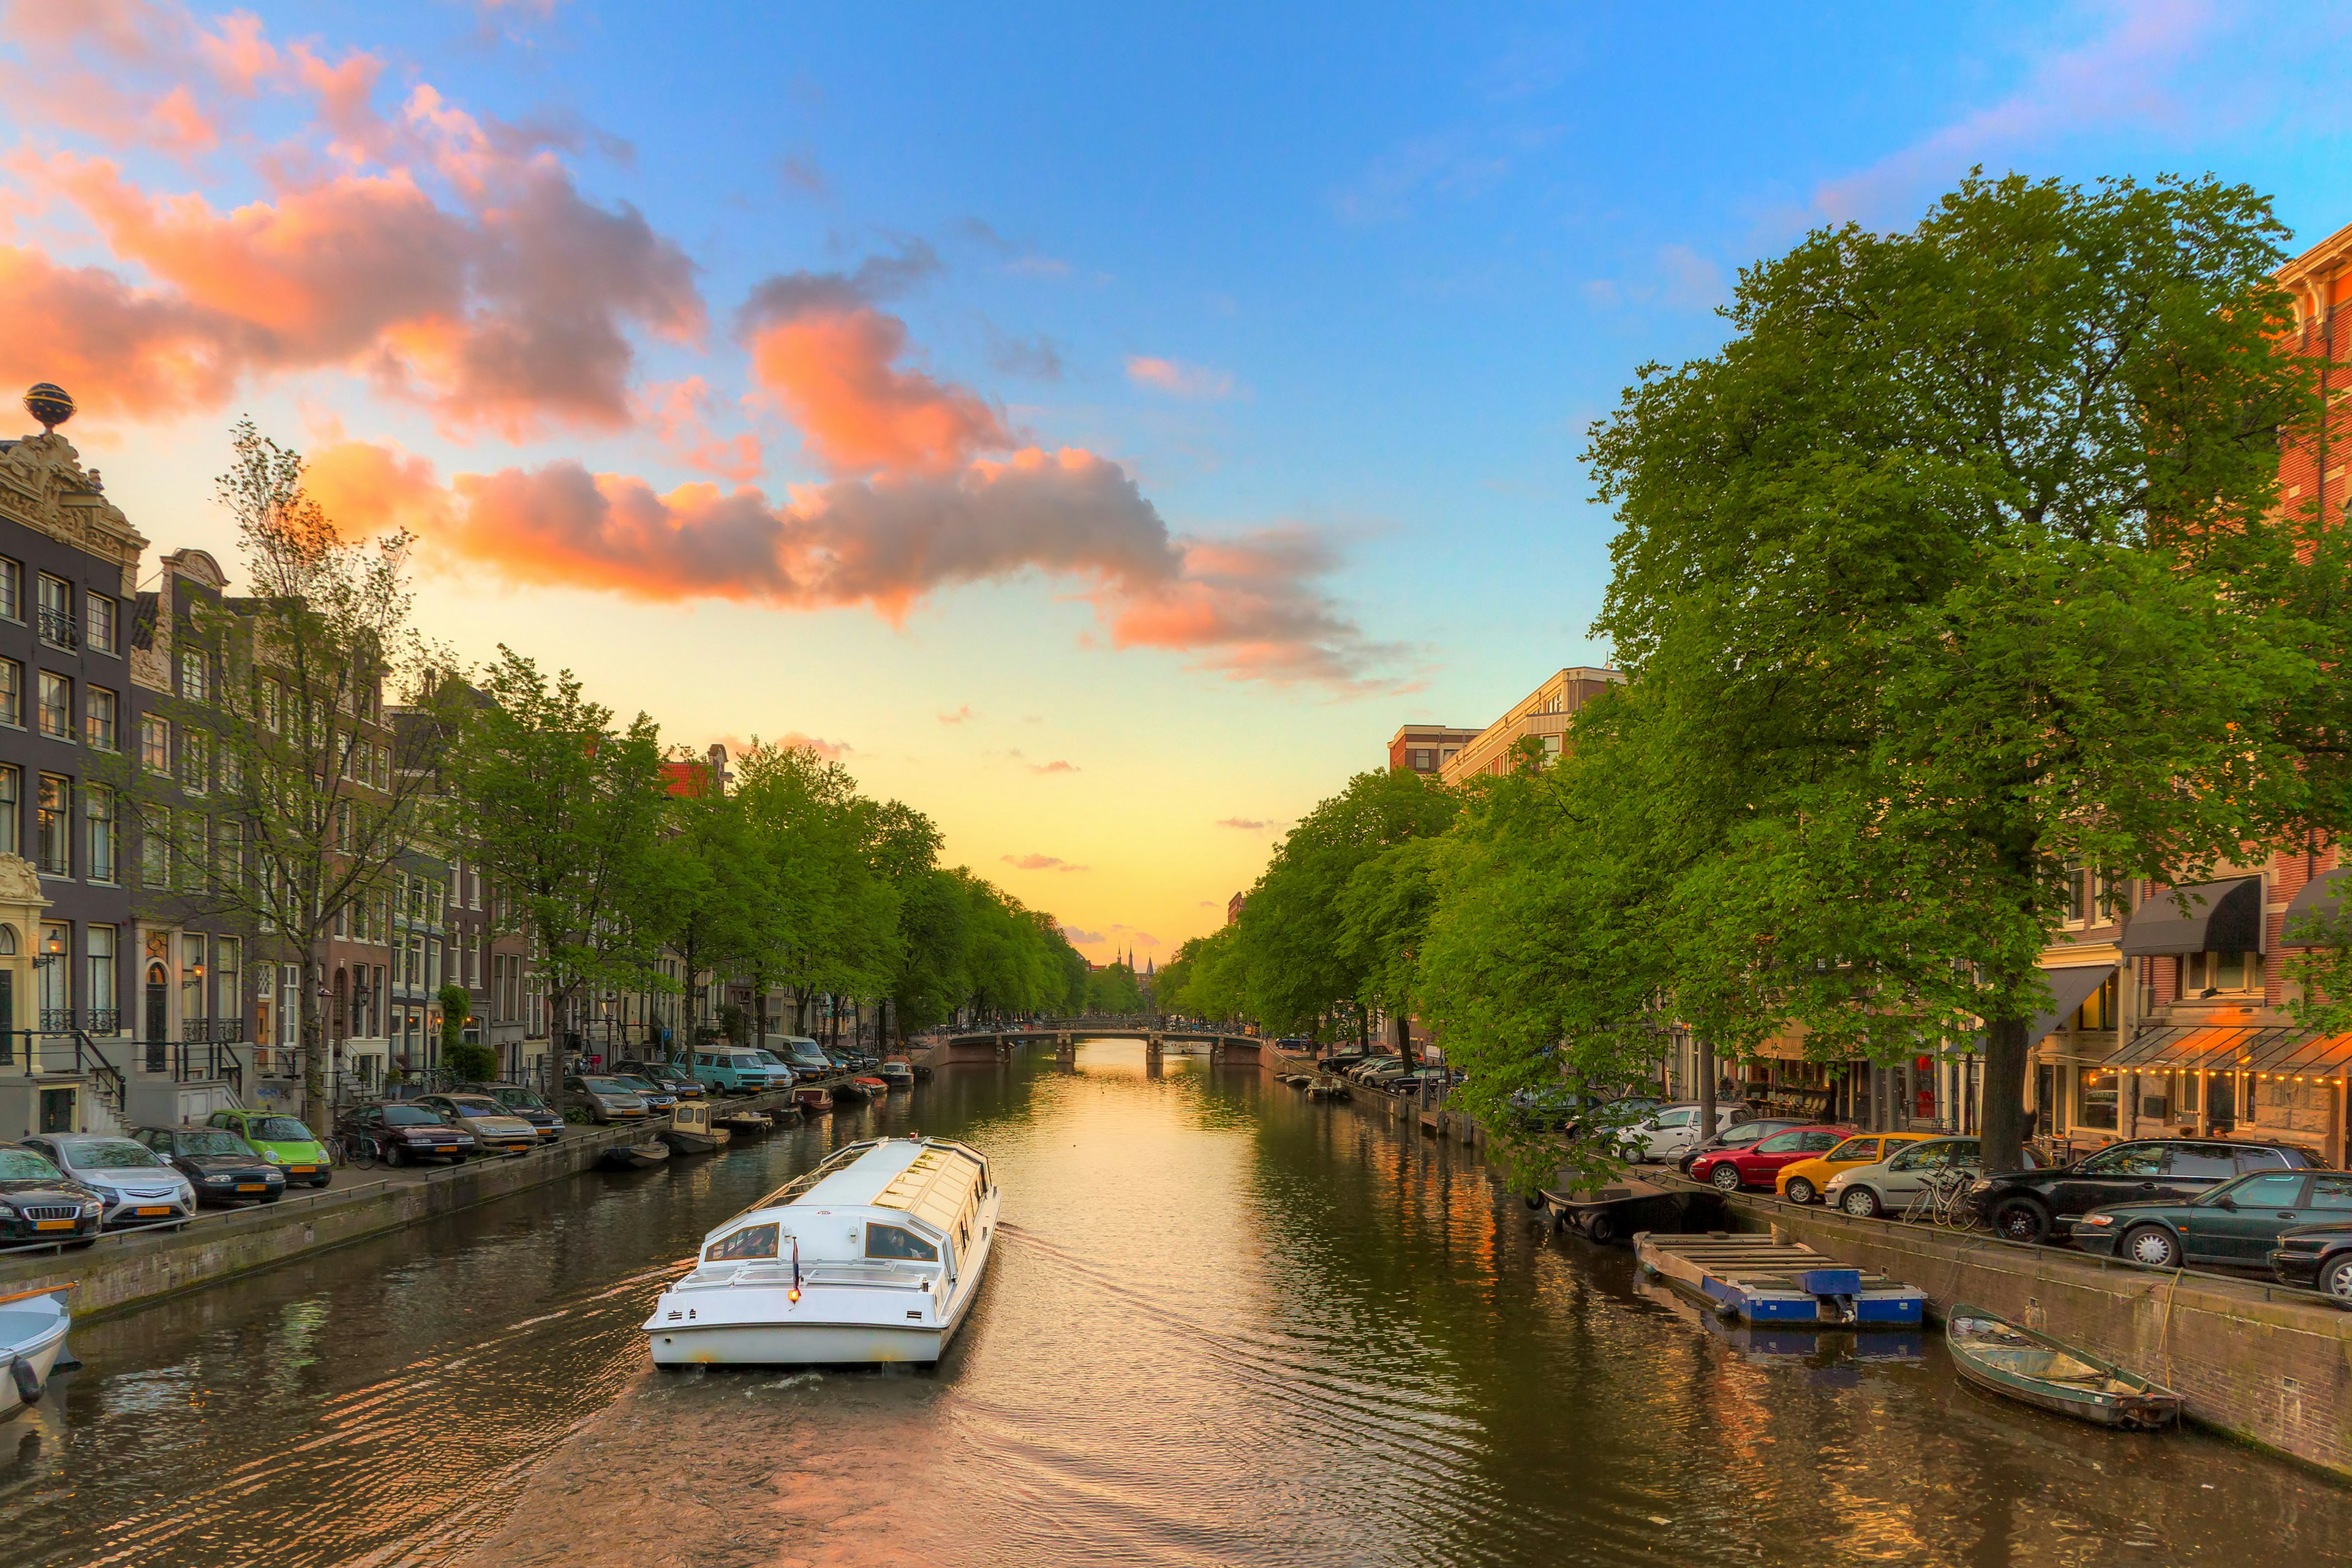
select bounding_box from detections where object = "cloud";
[637,377,764,480]
[1001,853,1085,872]
[714,730,853,761]
[1584,244,1725,316]
[987,326,1064,380]
[937,705,972,724]
[776,154,826,197]
[1028,759,1079,774]
[1215,817,1270,830]
[303,438,453,540]
[1060,925,1105,945]
[1813,0,2220,224]
[1125,355,1238,401]
[0,12,703,433]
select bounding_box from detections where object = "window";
[704,1223,780,1262]
[279,964,299,1050]
[84,592,115,655]
[179,649,208,703]
[140,716,170,773]
[38,921,69,1019]
[2166,1148,2237,1180]
[217,939,239,1033]
[35,774,68,875]
[2234,1145,2293,1173]
[1757,1130,1811,1154]
[865,1224,938,1262]
[177,810,206,890]
[1888,1142,1957,1172]
[183,934,206,1024]
[141,804,168,887]
[36,574,74,647]
[0,658,19,728]
[179,729,207,792]
[36,672,69,740]
[1826,1137,1880,1163]
[427,937,442,991]
[219,746,241,794]
[260,680,280,733]
[2184,951,2261,995]
[375,743,390,787]
[2078,1143,2163,1176]
[86,924,114,1024]
[0,766,16,857]
[83,686,116,751]
[0,558,18,620]
[84,785,114,883]
[2309,1175,2352,1210]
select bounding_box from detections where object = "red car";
[1689,1124,1849,1192]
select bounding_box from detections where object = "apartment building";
[1387,723,1480,776]
[1438,668,1625,785]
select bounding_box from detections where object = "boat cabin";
[692,1137,992,1284]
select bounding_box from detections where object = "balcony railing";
[38,1008,77,1035]
[37,606,78,649]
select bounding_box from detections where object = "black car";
[0,1142,105,1244]
[1969,1137,2327,1245]
[340,1104,478,1167]
[129,1125,288,1207]
[1676,1118,1806,1175]
[2270,1221,2352,1302]
[612,1061,703,1099]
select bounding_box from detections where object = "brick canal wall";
[1721,1192,2352,1476]
[0,1093,804,1321]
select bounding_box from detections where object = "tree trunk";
[1980,1012,2031,1172]
[301,954,328,1132]
[1390,1009,1415,1071]
[1697,1036,1716,1150]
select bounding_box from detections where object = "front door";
[146,964,169,1044]
[37,1085,72,1133]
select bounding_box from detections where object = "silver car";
[564,1074,650,1123]
[415,1094,545,1155]
[1823,1136,2041,1218]
[23,1133,197,1226]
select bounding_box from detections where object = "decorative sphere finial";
[23,384,74,435]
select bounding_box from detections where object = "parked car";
[338,1104,478,1167]
[564,1074,652,1123]
[685,1048,774,1095]
[1826,1136,2037,1218]
[454,1081,566,1142]
[1690,1125,1849,1192]
[1775,1131,1942,1205]
[752,1049,800,1088]
[1619,1104,1743,1165]
[0,1141,116,1242]
[205,1109,334,1188]
[129,1125,288,1205]
[777,1038,835,1078]
[1967,1137,2326,1245]
[414,1093,543,1155]
[614,1060,704,1099]
[23,1133,197,1225]
[2072,1168,2352,1270]
[2269,1220,2352,1301]
[1348,1057,1403,1084]
[1676,1117,1809,1175]
[609,1074,680,1113]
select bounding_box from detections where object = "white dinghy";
[0,1284,74,1422]
[645,1136,1000,1366]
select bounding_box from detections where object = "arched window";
[0,924,17,956]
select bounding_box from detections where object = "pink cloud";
[1215,817,1270,830]
[1125,355,1238,400]
[1061,925,1104,945]
[638,378,764,480]
[1002,853,1086,872]
[938,705,973,724]
[1028,760,1079,775]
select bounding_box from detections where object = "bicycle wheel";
[349,1134,382,1170]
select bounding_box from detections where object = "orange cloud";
[638,377,764,480]
[1003,853,1085,872]
[1125,355,1238,400]
[747,307,1004,475]
[303,439,452,540]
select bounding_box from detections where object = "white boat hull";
[0,1291,73,1423]
[646,1182,1000,1367]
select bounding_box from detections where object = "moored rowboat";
[1945,1303,2182,1429]
[0,1284,74,1423]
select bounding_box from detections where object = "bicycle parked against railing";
[1901,1167,1982,1230]
[324,1132,382,1170]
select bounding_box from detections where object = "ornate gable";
[0,432,148,595]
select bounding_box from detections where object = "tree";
[1583,172,2323,1170]
[440,984,495,1082]
[136,420,458,1129]
[442,649,671,1069]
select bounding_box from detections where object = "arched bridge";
[927,1025,1264,1066]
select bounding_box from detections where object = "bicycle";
[326,1133,382,1170]
[1902,1167,1973,1228]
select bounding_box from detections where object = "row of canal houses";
[0,412,748,1142]
[1655,221,2352,1172]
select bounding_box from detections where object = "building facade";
[1437,668,1625,785]
[1387,723,1480,776]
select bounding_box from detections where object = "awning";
[2032,964,2116,1046]
[2109,1024,2352,1076]
[2119,877,2263,956]
[2280,869,2349,945]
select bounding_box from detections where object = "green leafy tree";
[1584,172,2324,1170]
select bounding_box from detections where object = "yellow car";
[1776,1131,1940,1205]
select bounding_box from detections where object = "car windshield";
[380,1107,442,1126]
[612,1076,656,1091]
[579,1077,631,1094]
[67,1140,164,1169]
[489,1089,546,1112]
[444,1099,504,1117]
[0,1148,64,1180]
[179,1129,255,1156]
[249,1117,314,1142]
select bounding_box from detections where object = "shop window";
[2077,1068,2119,1129]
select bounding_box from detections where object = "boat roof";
[745,1137,989,1223]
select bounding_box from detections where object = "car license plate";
[286,1166,315,1176]
[135,1205,171,1216]
[236,1183,265,1192]
[508,1144,532,1153]
[34,1218,73,1231]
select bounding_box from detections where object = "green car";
[206,1109,334,1188]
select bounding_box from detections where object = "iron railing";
[37,605,78,649]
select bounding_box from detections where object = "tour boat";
[644,1136,1000,1366]
[0,1284,74,1422]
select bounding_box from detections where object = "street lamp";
[31,931,64,970]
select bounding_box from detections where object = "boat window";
[2079,1144,2164,1177]
[866,1223,939,1262]
[706,1223,780,1262]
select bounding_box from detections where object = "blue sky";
[5,0,2350,957]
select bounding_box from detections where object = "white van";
[1619,1104,1743,1164]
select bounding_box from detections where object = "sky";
[4,0,2350,964]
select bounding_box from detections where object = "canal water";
[4,1042,2345,1567]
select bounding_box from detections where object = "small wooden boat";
[600,1141,672,1170]
[1540,1175,1708,1245]
[660,1102,728,1156]
[761,1104,802,1127]
[1635,1232,1925,1325]
[714,1108,774,1137]
[1305,1074,1350,1101]
[876,1061,914,1089]
[0,1284,73,1422]
[793,1088,833,1115]
[1946,1303,2183,1430]
[831,1080,874,1104]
